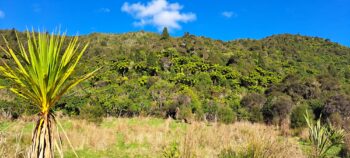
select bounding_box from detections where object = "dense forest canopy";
[1,29,350,128]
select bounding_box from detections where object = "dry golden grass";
[0,117,306,158]
[175,121,305,158]
[65,120,116,150]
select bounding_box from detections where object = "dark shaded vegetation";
[1,29,350,130]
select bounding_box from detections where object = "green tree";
[161,27,170,40]
[149,79,174,109]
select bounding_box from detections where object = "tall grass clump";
[305,112,344,158]
[162,142,180,158]
[0,30,98,157]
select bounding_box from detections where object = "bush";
[57,96,89,116]
[291,104,313,128]
[272,95,294,118]
[203,100,219,121]
[79,104,104,124]
[323,94,350,118]
[329,112,343,129]
[177,105,193,123]
[100,40,108,46]
[0,99,35,119]
[241,93,266,123]
[248,107,264,123]
[263,95,294,125]
[241,93,266,110]
[236,108,250,121]
[308,99,324,120]
[217,106,236,124]
[0,100,21,119]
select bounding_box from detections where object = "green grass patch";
[169,120,187,130]
[146,118,164,126]
[0,121,13,131]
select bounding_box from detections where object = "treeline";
[1,29,350,132]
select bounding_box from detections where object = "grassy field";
[1,117,307,158]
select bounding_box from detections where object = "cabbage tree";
[0,30,98,157]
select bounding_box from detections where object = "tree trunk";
[28,112,55,158]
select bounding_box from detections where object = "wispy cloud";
[0,10,5,19]
[99,8,111,13]
[121,0,196,31]
[32,4,41,13]
[222,11,237,18]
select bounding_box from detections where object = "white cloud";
[121,0,196,31]
[0,10,5,19]
[99,8,111,13]
[222,11,237,18]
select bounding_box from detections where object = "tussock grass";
[0,117,306,157]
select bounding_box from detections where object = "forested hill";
[1,29,350,128]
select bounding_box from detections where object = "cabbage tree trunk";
[28,112,55,158]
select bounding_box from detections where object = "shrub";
[308,99,324,120]
[100,40,108,46]
[0,98,36,119]
[236,108,250,121]
[328,112,343,129]
[177,105,193,123]
[317,75,340,91]
[263,95,294,125]
[79,104,104,124]
[241,93,266,110]
[291,104,314,128]
[248,107,264,123]
[217,106,236,124]
[57,96,89,116]
[203,100,219,121]
[323,94,350,118]
[128,103,141,116]
[241,93,266,123]
[0,100,21,119]
[272,95,294,118]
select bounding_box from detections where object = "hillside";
[1,29,350,129]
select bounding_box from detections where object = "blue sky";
[0,0,349,46]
